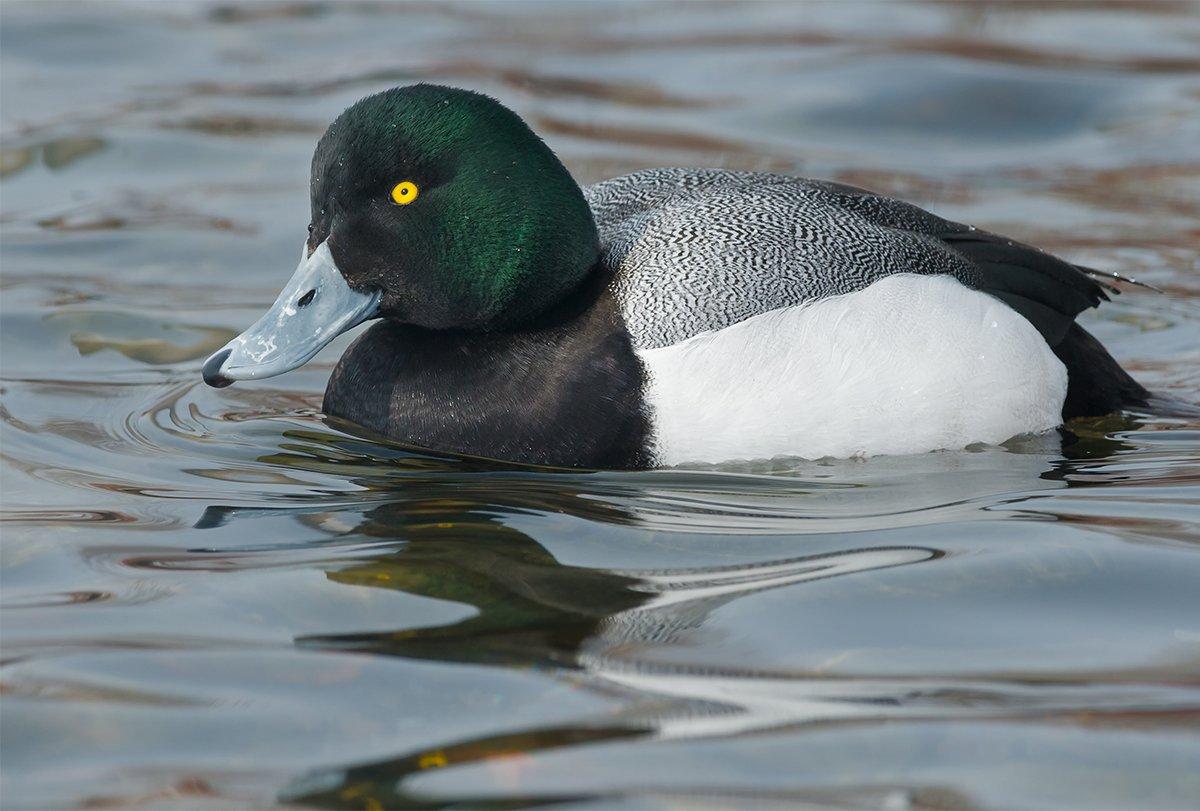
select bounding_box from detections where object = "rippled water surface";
[3,2,1200,808]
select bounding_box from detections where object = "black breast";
[323,282,653,469]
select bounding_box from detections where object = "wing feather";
[589,169,1127,349]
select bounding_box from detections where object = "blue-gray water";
[2,2,1199,809]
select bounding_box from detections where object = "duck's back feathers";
[588,168,966,349]
[587,168,1113,350]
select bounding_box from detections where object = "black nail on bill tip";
[202,348,234,388]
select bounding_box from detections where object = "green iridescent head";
[309,83,600,330]
[203,84,598,388]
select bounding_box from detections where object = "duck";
[202,83,1149,469]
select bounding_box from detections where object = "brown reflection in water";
[878,32,1200,74]
[0,509,141,526]
[35,192,253,235]
[532,115,795,168]
[291,763,982,811]
[169,61,715,111]
[1048,164,1200,220]
[284,729,643,811]
[0,590,113,609]
[287,724,643,811]
[78,776,218,810]
[476,20,1200,73]
[157,113,324,137]
[0,136,105,178]
[70,326,235,365]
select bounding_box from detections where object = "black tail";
[1053,322,1149,420]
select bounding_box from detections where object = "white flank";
[639,274,1069,466]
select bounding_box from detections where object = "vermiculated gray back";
[586,168,989,349]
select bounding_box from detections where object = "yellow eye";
[390,180,419,205]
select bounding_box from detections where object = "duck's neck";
[323,266,653,468]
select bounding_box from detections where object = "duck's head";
[203,84,599,387]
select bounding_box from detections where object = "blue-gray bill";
[202,242,381,388]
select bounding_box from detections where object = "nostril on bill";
[297,289,316,307]
[202,348,234,388]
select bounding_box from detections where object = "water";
[2,2,1199,808]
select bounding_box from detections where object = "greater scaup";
[203,84,1148,468]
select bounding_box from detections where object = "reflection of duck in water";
[302,499,645,669]
[198,457,938,809]
[204,84,1150,469]
[296,525,933,808]
[299,499,936,671]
